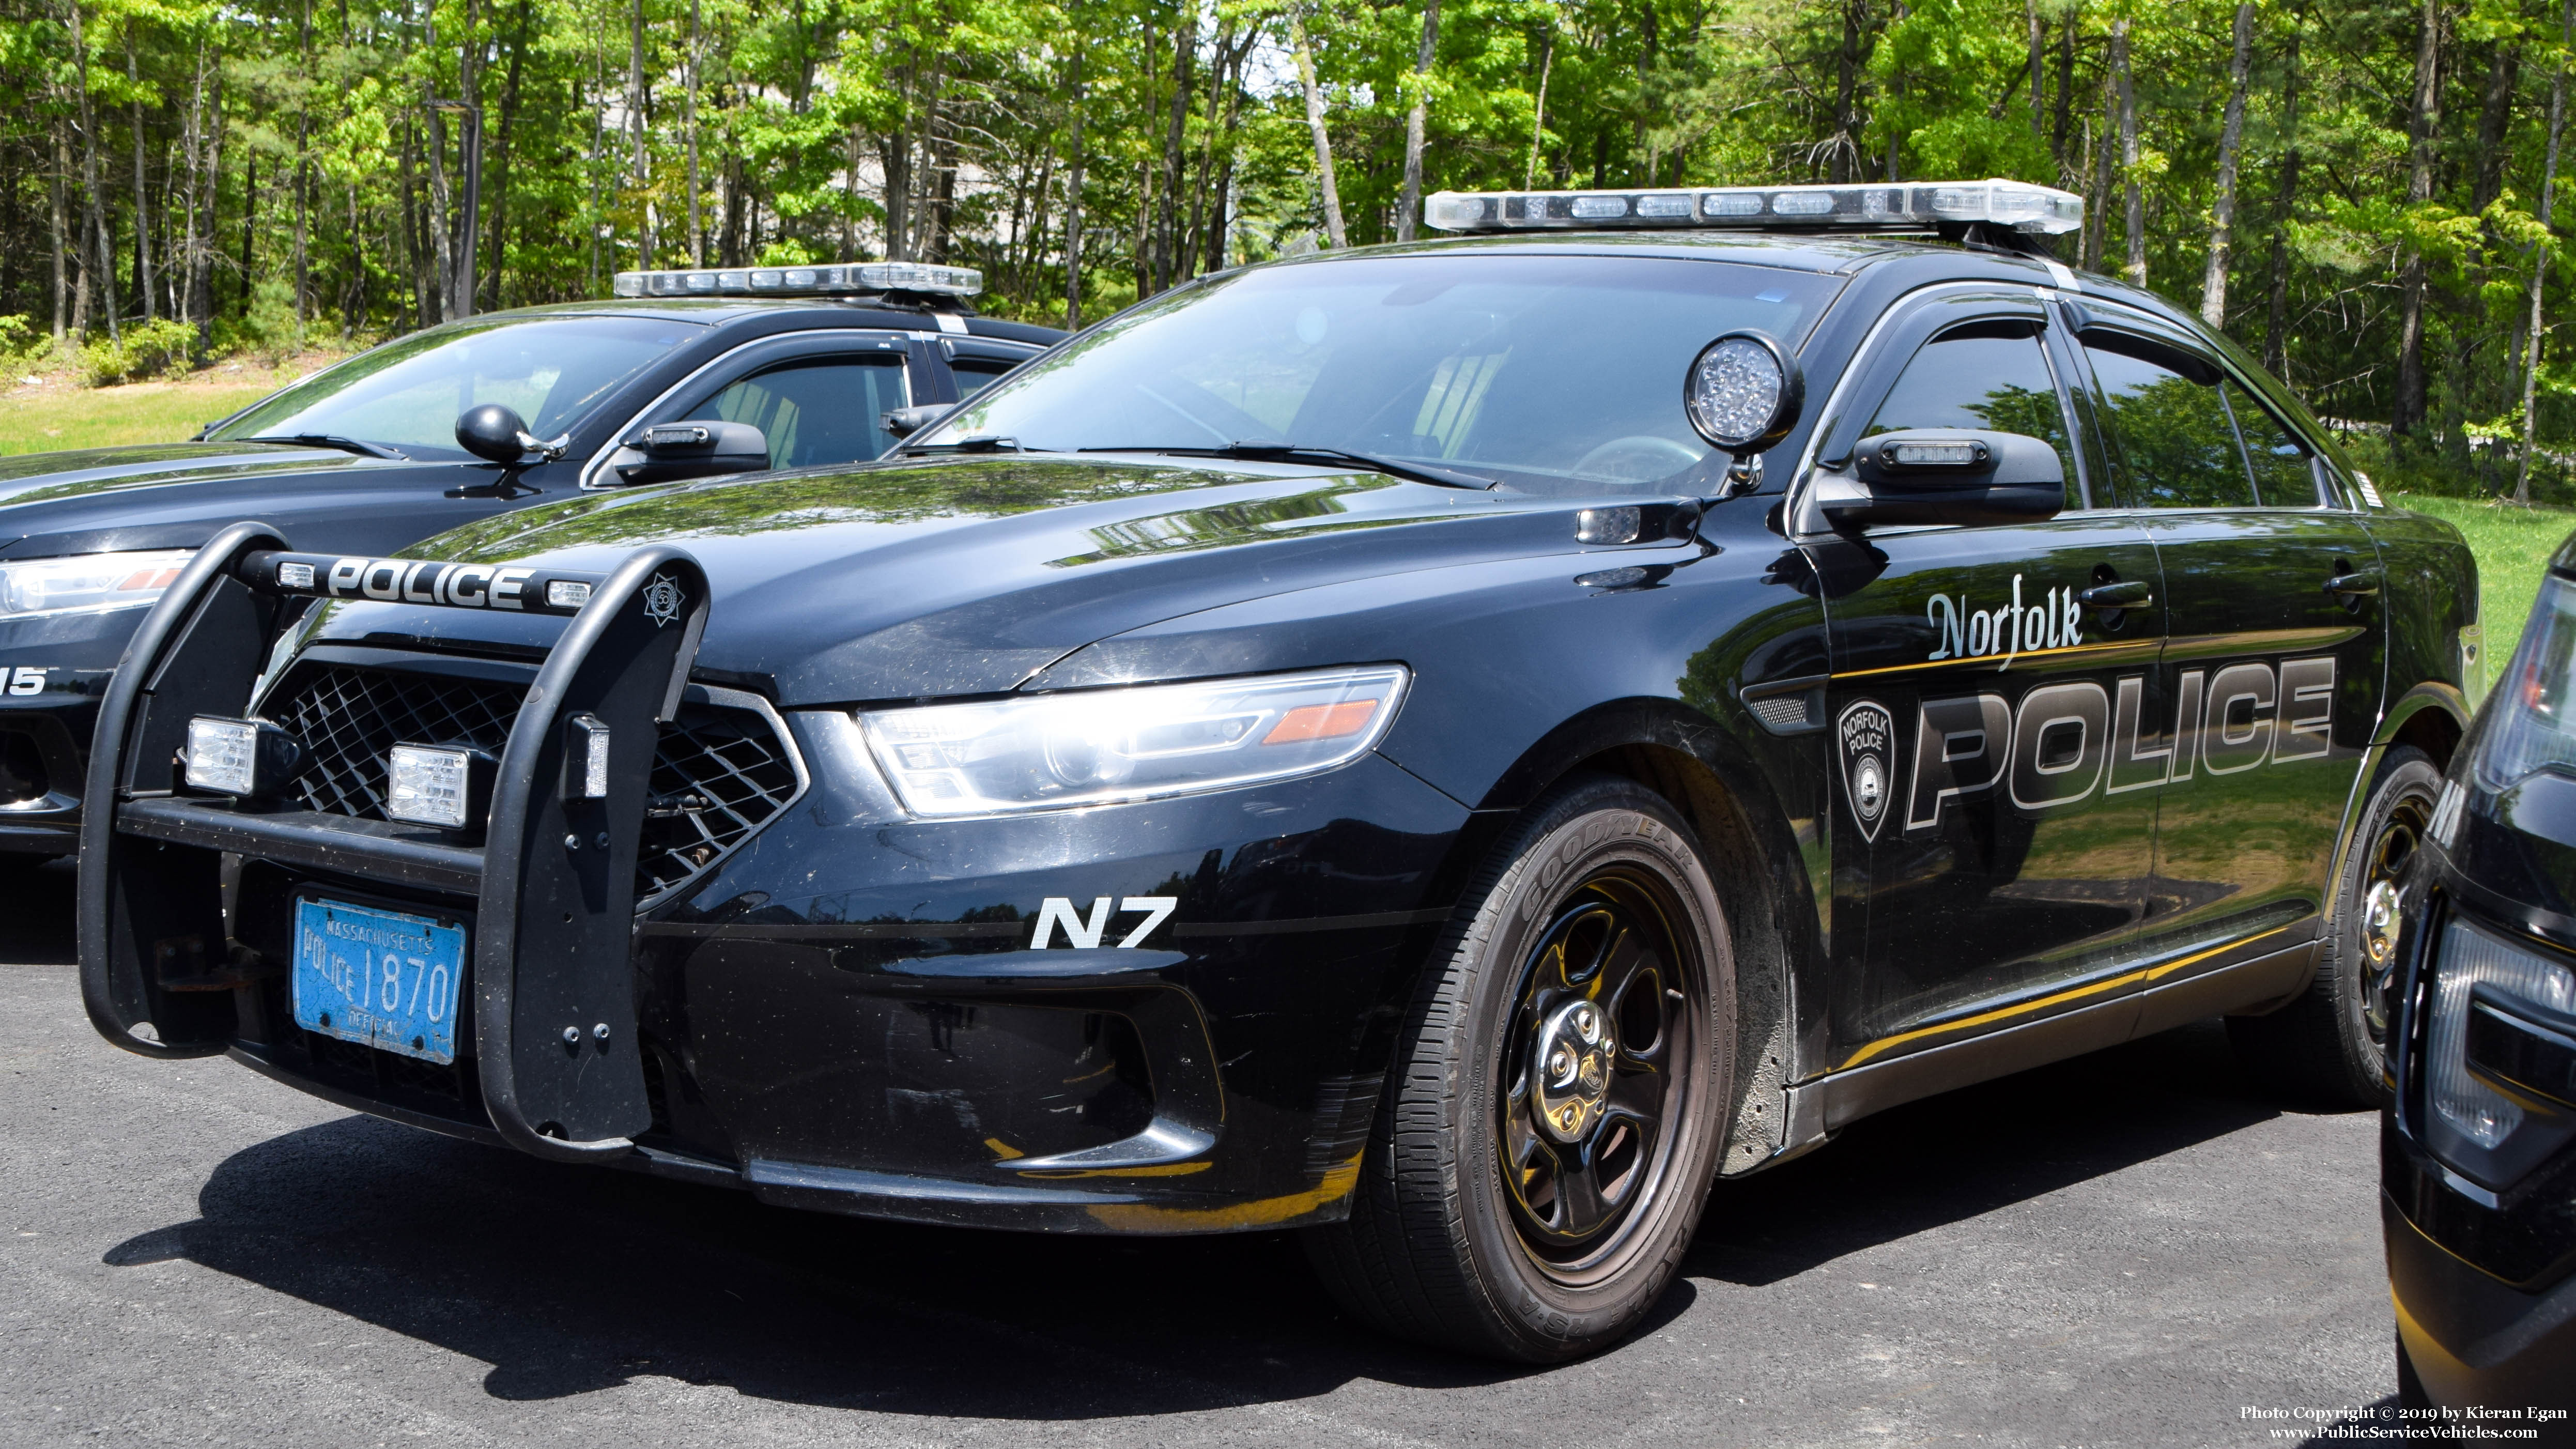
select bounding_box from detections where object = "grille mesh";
[268,663,798,903]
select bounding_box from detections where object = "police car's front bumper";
[0,601,150,853]
[78,524,1478,1233]
[2385,1181,2576,1425]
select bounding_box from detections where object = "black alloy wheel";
[2228,744,2444,1107]
[1305,774,1734,1361]
[2357,788,2434,1051]
[1496,877,1699,1278]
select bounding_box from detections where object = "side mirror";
[1821,429,2066,529]
[881,405,949,439]
[607,421,770,486]
[456,404,537,465]
[456,404,570,466]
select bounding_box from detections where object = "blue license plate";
[291,898,467,1065]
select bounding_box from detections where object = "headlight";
[2471,572,2576,790]
[859,666,1409,816]
[0,549,195,618]
[2421,914,2576,1190]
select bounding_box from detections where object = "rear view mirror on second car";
[608,421,772,486]
[1822,428,2065,530]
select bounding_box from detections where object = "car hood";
[295,453,1663,704]
[0,441,399,556]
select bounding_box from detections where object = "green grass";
[0,379,282,455]
[2388,492,2575,672]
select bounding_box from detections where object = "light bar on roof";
[1423,179,2083,236]
[610,260,983,299]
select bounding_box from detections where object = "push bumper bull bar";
[77,521,711,1164]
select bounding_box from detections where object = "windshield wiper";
[1079,442,1496,490]
[896,434,1027,455]
[235,433,408,460]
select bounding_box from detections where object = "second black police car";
[79,178,2477,1362]
[0,261,1052,857]
[2382,534,2576,1431]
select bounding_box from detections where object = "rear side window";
[952,358,1022,398]
[1865,320,2081,502]
[688,357,908,469]
[2226,383,2320,506]
[2083,338,2255,509]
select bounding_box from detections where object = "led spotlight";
[385,743,498,829]
[566,714,613,799]
[182,716,304,798]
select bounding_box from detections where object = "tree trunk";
[1065,36,1086,327]
[2395,0,2442,435]
[486,0,529,308]
[70,0,113,340]
[1182,25,1234,281]
[2200,3,2254,327]
[2115,18,2142,287]
[196,56,222,342]
[1150,7,1194,290]
[49,123,69,340]
[627,0,650,268]
[292,0,311,324]
[1830,0,1863,182]
[1525,21,1553,190]
[2051,17,2073,176]
[2027,2,2043,142]
[685,0,702,263]
[1395,0,1439,242]
[2518,0,2575,505]
[2264,26,2303,375]
[1290,8,1345,248]
[2473,40,2522,215]
[127,33,153,321]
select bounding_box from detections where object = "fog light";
[183,716,304,798]
[385,743,497,829]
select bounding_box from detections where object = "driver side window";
[1866,320,2084,505]
[686,357,909,470]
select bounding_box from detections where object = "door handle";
[2326,569,2381,598]
[2076,580,2154,609]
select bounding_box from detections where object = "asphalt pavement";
[0,854,2400,1448]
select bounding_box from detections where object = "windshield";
[207,315,698,459]
[919,253,1835,495]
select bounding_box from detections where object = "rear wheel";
[2228,745,2441,1107]
[1305,775,1733,1361]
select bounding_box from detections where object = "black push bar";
[79,521,711,1164]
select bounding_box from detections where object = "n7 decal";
[1890,656,2337,833]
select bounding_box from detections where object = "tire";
[1304,774,1735,1362]
[2228,745,2442,1107]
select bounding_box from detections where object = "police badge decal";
[1838,700,1894,843]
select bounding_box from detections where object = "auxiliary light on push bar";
[386,744,499,830]
[1422,178,2083,235]
[611,261,983,299]
[182,716,304,798]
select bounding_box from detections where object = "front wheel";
[2228,744,2441,1107]
[1305,775,1734,1361]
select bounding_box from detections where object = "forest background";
[0,0,2568,500]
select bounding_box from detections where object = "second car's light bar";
[1423,178,2082,235]
[611,261,983,299]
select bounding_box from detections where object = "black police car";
[0,262,1053,857]
[2384,536,2576,1428]
[79,179,2479,1363]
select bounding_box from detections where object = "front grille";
[267,662,801,904]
